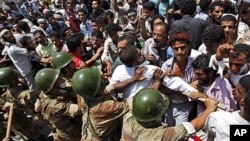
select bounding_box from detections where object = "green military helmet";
[71,67,101,99]
[132,88,169,122]
[52,52,73,69]
[35,68,60,93]
[0,67,18,87]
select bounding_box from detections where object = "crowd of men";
[0,0,250,140]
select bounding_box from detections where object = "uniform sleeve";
[162,124,189,141]
[64,103,82,117]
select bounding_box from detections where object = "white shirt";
[110,61,198,99]
[2,44,32,76]
[205,110,250,141]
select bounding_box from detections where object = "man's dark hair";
[49,31,60,38]
[105,23,121,35]
[221,15,237,25]
[199,0,212,12]
[19,36,31,47]
[178,0,196,15]
[192,54,216,75]
[201,24,225,43]
[208,1,224,12]
[239,75,250,93]
[119,45,138,67]
[104,11,114,18]
[33,30,45,36]
[17,21,30,33]
[96,15,108,25]
[143,2,155,11]
[44,11,55,20]
[230,44,250,61]
[91,30,103,39]
[66,34,83,53]
[77,8,88,14]
[117,34,135,46]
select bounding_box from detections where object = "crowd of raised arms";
[0,0,250,141]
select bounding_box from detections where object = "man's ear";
[208,10,212,16]
[240,98,245,108]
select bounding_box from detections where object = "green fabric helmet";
[0,67,18,87]
[71,67,101,98]
[132,88,169,122]
[52,52,73,69]
[35,68,60,93]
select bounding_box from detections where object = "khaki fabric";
[81,96,129,141]
[1,87,49,140]
[121,112,188,141]
[40,96,82,141]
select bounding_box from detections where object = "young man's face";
[3,31,16,44]
[34,32,47,45]
[221,20,235,38]
[92,1,100,10]
[50,36,61,48]
[229,53,249,75]
[91,22,98,31]
[171,41,189,62]
[142,8,152,19]
[78,12,87,21]
[92,36,103,48]
[209,6,224,24]
[194,69,210,86]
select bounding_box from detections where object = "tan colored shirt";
[122,112,189,141]
[81,95,129,140]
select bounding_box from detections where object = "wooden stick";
[5,103,14,139]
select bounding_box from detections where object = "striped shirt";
[161,57,195,84]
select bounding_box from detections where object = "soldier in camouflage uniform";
[0,67,50,141]
[121,88,219,141]
[71,67,129,141]
[35,68,82,141]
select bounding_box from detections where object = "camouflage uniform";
[81,95,129,141]
[1,86,51,140]
[37,92,82,141]
[121,112,189,141]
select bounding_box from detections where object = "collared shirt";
[202,76,237,112]
[101,37,119,63]
[194,11,209,20]
[80,20,93,40]
[171,15,208,49]
[205,110,250,141]
[161,57,195,84]
[2,44,32,76]
[35,39,57,57]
